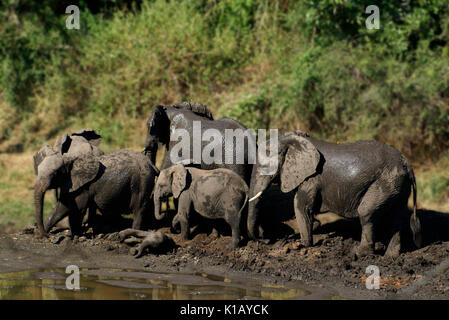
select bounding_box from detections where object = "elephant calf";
[119,228,175,258]
[154,164,249,248]
[34,150,157,237]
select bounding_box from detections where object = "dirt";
[1,209,448,300]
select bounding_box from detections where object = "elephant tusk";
[249,191,263,202]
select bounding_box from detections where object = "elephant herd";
[33,102,422,258]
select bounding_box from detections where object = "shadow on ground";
[45,185,449,254]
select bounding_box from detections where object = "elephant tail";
[405,159,422,248]
[239,193,249,219]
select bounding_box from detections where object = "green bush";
[0,0,448,160]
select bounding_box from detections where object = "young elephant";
[118,228,175,258]
[154,164,248,248]
[34,150,157,237]
[33,129,104,231]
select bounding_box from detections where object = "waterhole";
[0,268,310,300]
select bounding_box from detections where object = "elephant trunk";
[154,193,166,220]
[247,195,261,239]
[143,137,157,163]
[34,181,49,237]
[247,173,273,239]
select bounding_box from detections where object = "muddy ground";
[0,215,448,299]
[1,189,448,300]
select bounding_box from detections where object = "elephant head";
[143,102,213,167]
[153,164,188,220]
[34,151,100,237]
[143,105,170,165]
[33,129,103,176]
[247,132,321,239]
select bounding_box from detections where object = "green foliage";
[1,0,449,230]
[0,0,448,159]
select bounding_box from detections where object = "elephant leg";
[225,214,241,249]
[293,191,314,247]
[86,205,97,230]
[65,194,88,237]
[131,186,153,230]
[119,228,150,241]
[356,214,375,256]
[176,194,192,241]
[385,204,407,257]
[134,238,158,258]
[132,208,144,230]
[45,202,69,233]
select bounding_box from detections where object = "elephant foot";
[352,243,374,258]
[251,238,270,245]
[131,247,145,258]
[35,231,49,239]
[228,239,240,249]
[384,233,401,258]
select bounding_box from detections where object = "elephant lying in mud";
[247,131,422,257]
[154,164,249,248]
[34,150,157,238]
[119,228,175,258]
[33,129,104,231]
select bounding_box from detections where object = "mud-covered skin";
[143,102,253,183]
[32,129,104,233]
[118,228,174,258]
[248,132,421,257]
[34,150,157,237]
[154,164,248,248]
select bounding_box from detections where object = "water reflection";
[0,268,309,300]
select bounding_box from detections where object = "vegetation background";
[0,0,448,231]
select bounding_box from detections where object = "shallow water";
[0,268,309,300]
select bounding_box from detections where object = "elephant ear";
[280,136,320,193]
[72,129,102,147]
[33,145,56,175]
[172,164,187,198]
[54,134,72,155]
[65,154,100,192]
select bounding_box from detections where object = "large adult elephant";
[143,102,254,183]
[34,150,157,238]
[247,131,422,257]
[33,129,104,232]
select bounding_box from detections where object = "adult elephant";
[34,150,157,238]
[143,102,254,183]
[33,129,104,232]
[247,131,422,257]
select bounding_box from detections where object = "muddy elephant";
[33,129,104,231]
[34,150,157,237]
[247,131,422,257]
[118,228,175,258]
[143,101,254,183]
[154,164,248,248]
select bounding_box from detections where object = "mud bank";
[0,220,448,300]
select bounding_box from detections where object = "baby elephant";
[119,228,174,258]
[154,164,249,248]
